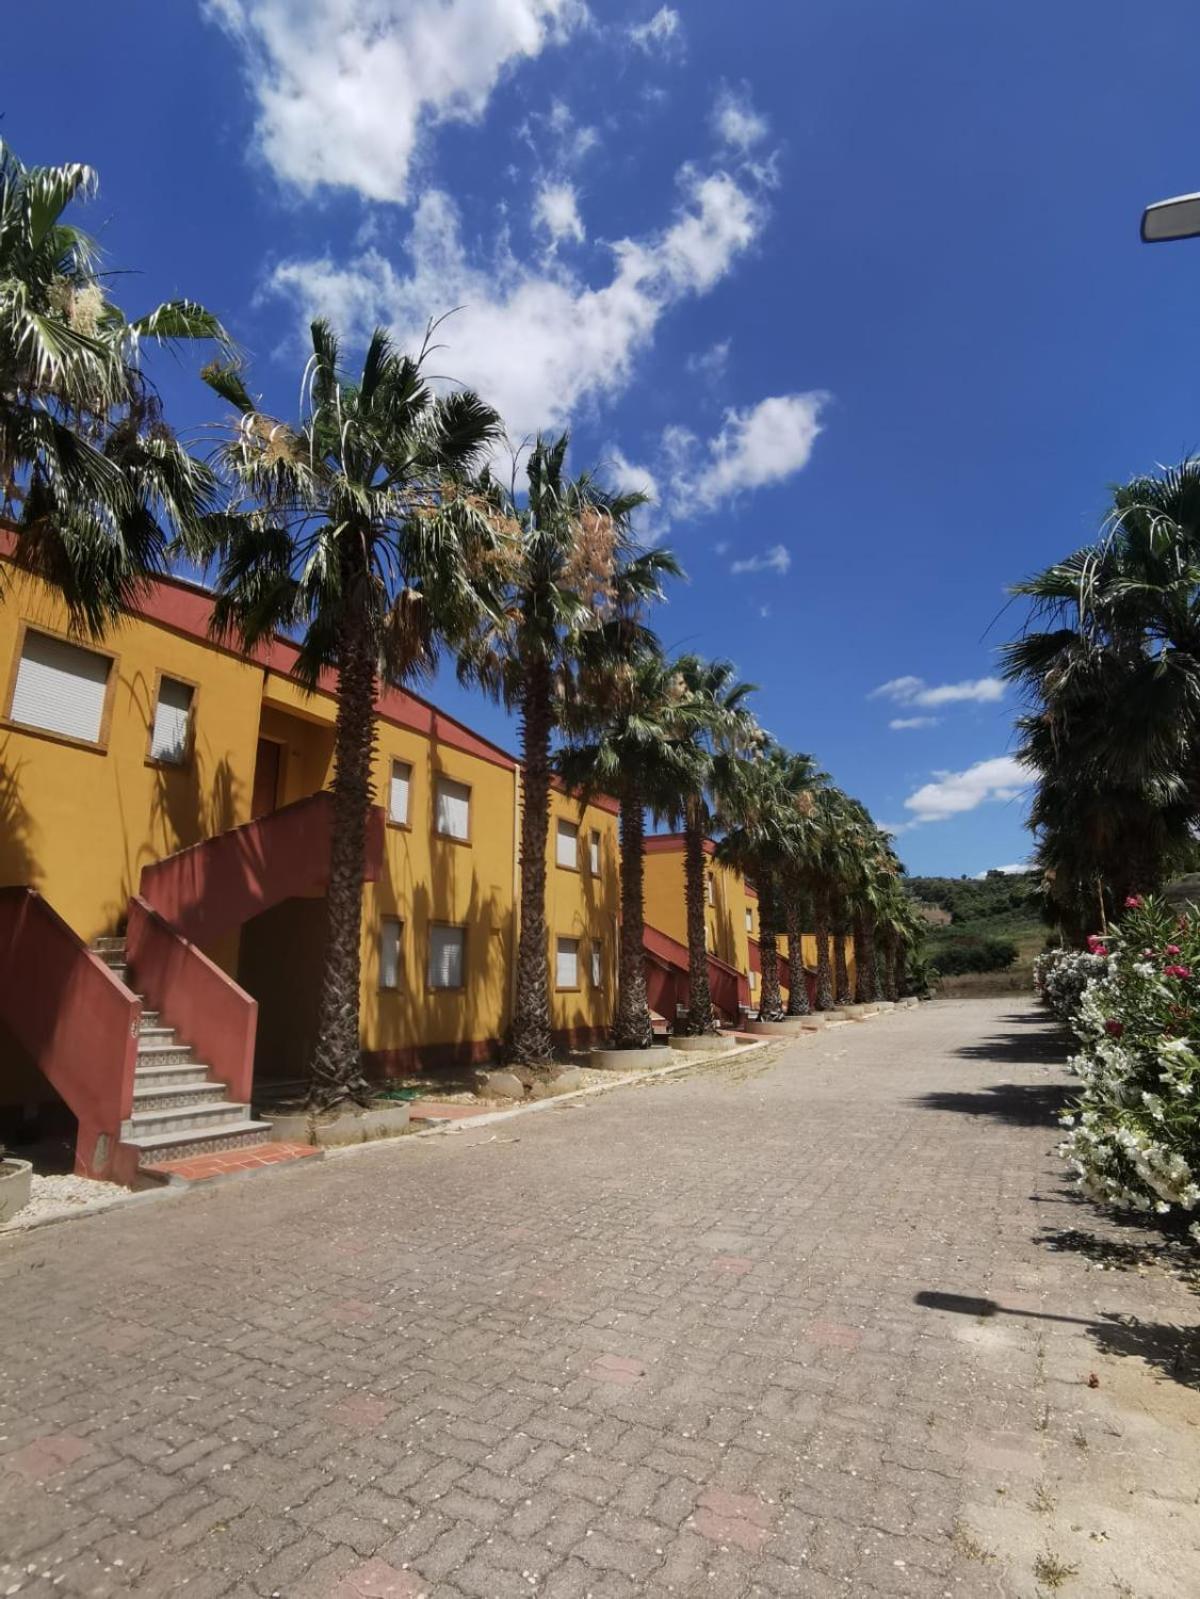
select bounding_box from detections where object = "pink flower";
[1125,895,1143,909]
[1104,1019,1124,1038]
[1164,964,1192,979]
[1166,944,1181,956]
[1086,935,1108,954]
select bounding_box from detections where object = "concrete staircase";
[94,937,271,1166]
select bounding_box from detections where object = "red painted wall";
[126,897,257,1108]
[139,792,385,947]
[0,888,140,1181]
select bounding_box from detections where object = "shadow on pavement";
[912,1080,1075,1127]
[952,1026,1070,1067]
[914,1287,1200,1392]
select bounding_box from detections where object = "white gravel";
[0,1172,135,1231]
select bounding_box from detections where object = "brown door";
[251,738,282,819]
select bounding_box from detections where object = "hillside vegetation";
[906,871,1046,975]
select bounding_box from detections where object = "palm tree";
[655,656,758,1036]
[461,434,671,1065]
[718,744,819,1023]
[560,642,704,1050]
[202,322,502,1108]
[1004,459,1200,937]
[1,142,227,633]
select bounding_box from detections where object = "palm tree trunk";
[308,609,375,1111]
[682,804,717,1034]
[882,933,901,1001]
[833,911,852,1006]
[784,885,810,1015]
[814,889,835,1010]
[510,658,555,1065]
[860,916,880,1002]
[853,919,869,1002]
[614,792,654,1049]
[757,872,786,1021]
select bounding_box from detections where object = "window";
[746,908,754,932]
[434,777,471,841]
[556,819,579,869]
[149,676,193,765]
[8,627,112,746]
[590,941,603,987]
[389,760,412,826]
[379,918,403,991]
[589,830,601,876]
[705,874,714,905]
[429,925,465,990]
[555,936,580,990]
[749,969,759,992]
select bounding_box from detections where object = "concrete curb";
[0,1182,181,1237]
[325,1035,782,1158]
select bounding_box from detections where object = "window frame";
[378,915,405,993]
[555,817,581,873]
[554,934,581,992]
[3,620,119,755]
[433,774,473,845]
[387,757,414,831]
[588,829,601,877]
[145,668,198,770]
[590,939,604,989]
[745,907,754,933]
[427,922,467,992]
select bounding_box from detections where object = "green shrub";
[932,938,1018,975]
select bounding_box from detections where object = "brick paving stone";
[3,998,1199,1598]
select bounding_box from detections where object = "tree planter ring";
[0,1158,33,1225]
[590,1047,666,1072]
[668,1033,740,1053]
[266,1103,411,1147]
[746,1017,816,1036]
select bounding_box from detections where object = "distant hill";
[905,870,1047,973]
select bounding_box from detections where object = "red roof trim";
[644,833,717,857]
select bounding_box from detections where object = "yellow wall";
[362,722,519,1059]
[544,791,620,1039]
[0,570,262,943]
[643,843,762,975]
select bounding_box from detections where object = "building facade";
[0,558,617,1175]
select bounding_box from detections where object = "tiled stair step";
[135,1042,193,1065]
[137,1026,178,1047]
[126,1100,254,1137]
[134,1062,211,1089]
[124,1121,273,1163]
[93,937,126,955]
[132,1081,227,1113]
[137,1011,161,1032]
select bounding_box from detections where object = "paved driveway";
[2,999,1197,1598]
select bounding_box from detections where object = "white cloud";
[902,755,1027,828]
[713,539,730,555]
[889,716,939,731]
[629,5,681,52]
[870,675,1005,709]
[685,338,731,383]
[670,393,827,514]
[974,862,1033,878]
[730,543,791,577]
[206,0,587,203]
[534,180,585,244]
[713,85,768,152]
[269,164,765,444]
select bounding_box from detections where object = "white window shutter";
[429,926,464,988]
[746,909,753,931]
[591,943,602,986]
[389,761,411,825]
[589,832,600,874]
[10,630,110,744]
[750,970,759,992]
[150,677,193,763]
[556,937,579,989]
[435,778,470,840]
[380,921,402,989]
[556,820,578,868]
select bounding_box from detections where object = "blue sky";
[8,1,1200,875]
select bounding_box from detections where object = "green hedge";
[932,938,1019,975]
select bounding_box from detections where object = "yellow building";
[642,833,855,1016]
[0,556,617,1175]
